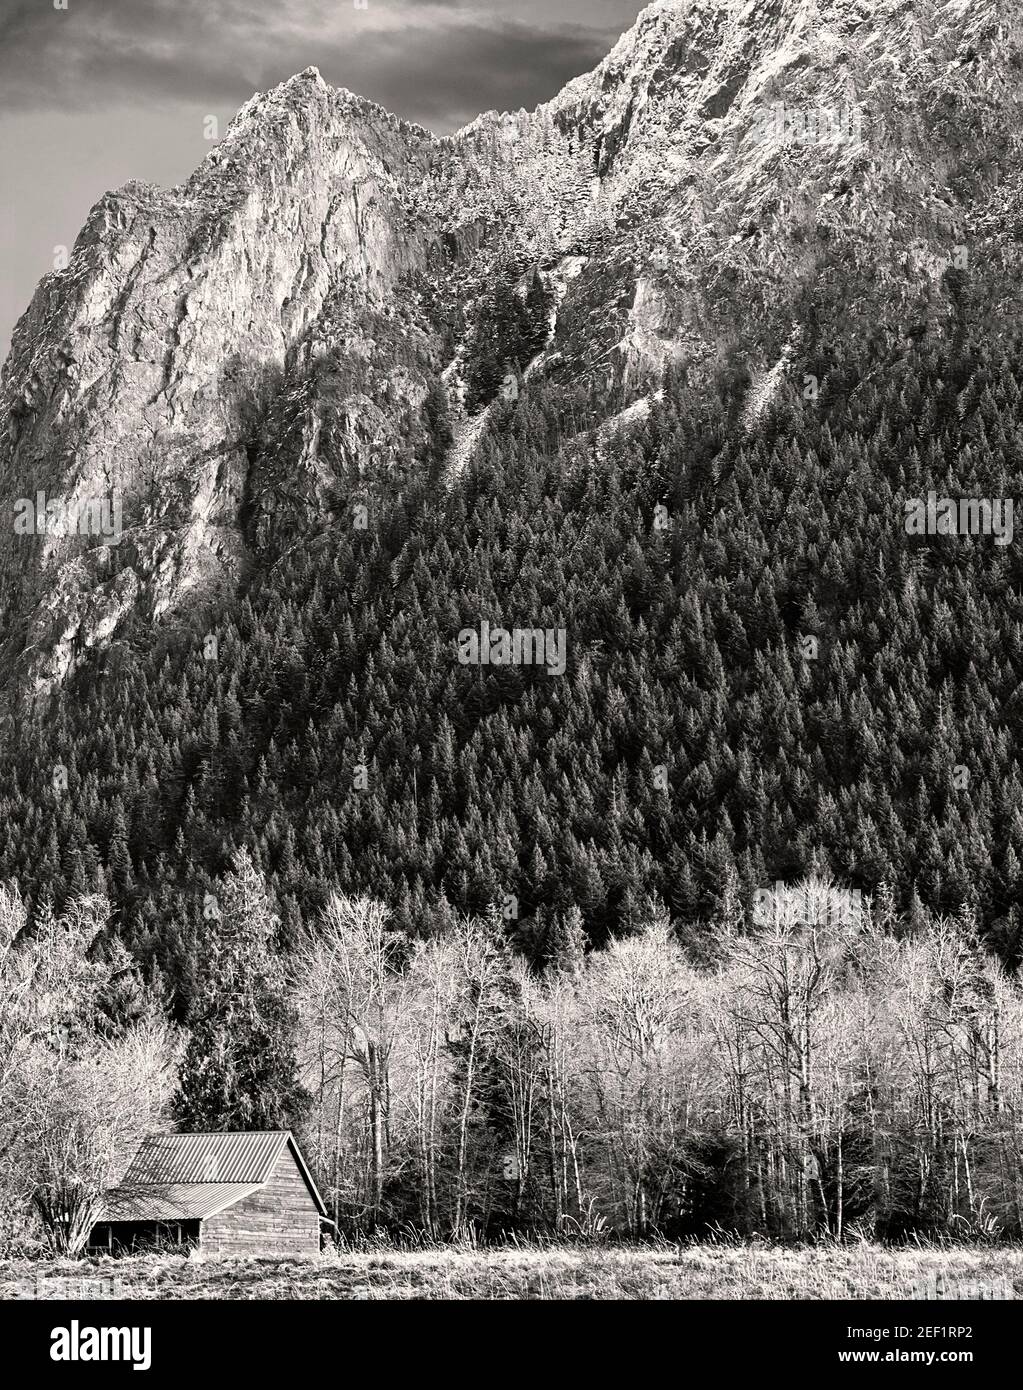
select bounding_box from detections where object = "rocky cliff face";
[0,69,443,703]
[1,0,1020,705]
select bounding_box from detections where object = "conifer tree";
[174,850,307,1130]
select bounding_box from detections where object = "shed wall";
[201,1144,320,1257]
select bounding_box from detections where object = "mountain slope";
[1,0,1021,705]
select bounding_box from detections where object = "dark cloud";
[0,0,634,129]
[337,21,619,127]
[0,1,644,361]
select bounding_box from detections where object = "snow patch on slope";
[596,389,665,457]
[742,328,801,428]
[447,406,493,480]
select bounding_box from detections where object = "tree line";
[3,867,1021,1252]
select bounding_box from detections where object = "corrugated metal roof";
[101,1182,263,1222]
[123,1131,291,1185]
[100,1131,329,1224]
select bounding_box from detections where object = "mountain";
[9,0,1023,1261]
[1,0,1019,706]
[2,0,1023,974]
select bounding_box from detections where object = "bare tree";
[0,891,179,1255]
[294,894,409,1230]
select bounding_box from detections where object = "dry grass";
[1,1244,1020,1301]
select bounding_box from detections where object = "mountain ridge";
[1,0,1020,705]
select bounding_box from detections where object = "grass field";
[1,1244,1020,1301]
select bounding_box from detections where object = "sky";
[0,0,648,364]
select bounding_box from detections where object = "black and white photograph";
[0,0,1020,1364]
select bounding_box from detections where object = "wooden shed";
[90,1131,326,1257]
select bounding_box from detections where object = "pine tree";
[174,850,307,1130]
[546,903,588,975]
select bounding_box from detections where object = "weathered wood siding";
[201,1145,320,1257]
